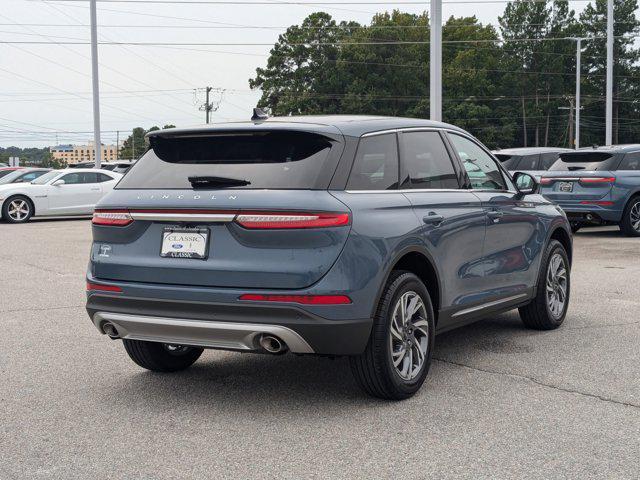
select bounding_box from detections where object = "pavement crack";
[0,305,84,314]
[433,357,640,410]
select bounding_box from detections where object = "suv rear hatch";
[91,127,351,290]
[539,151,616,203]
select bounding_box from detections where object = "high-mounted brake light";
[239,294,352,305]
[579,177,615,185]
[92,210,133,226]
[235,212,350,229]
[86,281,123,293]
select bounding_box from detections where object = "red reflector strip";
[86,281,123,293]
[579,177,615,184]
[92,210,133,226]
[235,212,350,229]
[579,201,614,206]
[239,294,352,305]
[539,178,553,185]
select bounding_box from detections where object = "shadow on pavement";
[99,311,536,411]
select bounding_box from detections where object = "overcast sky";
[1,0,596,148]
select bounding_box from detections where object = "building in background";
[50,141,119,165]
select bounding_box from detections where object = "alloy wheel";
[7,199,30,222]
[630,201,640,232]
[389,291,429,381]
[546,253,568,319]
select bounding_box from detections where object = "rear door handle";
[487,209,504,222]
[423,213,445,225]
[90,187,100,191]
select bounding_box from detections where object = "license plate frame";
[160,227,210,260]
[558,181,574,193]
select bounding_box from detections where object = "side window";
[400,131,459,189]
[449,134,506,190]
[61,172,98,184]
[346,134,398,190]
[540,152,560,170]
[618,153,640,171]
[16,172,40,183]
[60,172,82,184]
[515,154,539,171]
[98,173,114,183]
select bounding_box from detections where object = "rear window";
[116,131,336,190]
[494,154,517,169]
[346,134,398,191]
[550,152,617,171]
[515,154,539,170]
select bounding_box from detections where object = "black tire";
[1,195,34,223]
[519,240,570,330]
[619,196,640,237]
[122,339,203,372]
[349,271,435,400]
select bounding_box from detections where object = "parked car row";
[69,160,135,174]
[0,168,121,223]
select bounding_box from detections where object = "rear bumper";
[556,203,622,223]
[87,292,372,356]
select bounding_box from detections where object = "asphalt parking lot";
[1,219,639,479]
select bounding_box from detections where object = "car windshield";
[0,170,23,183]
[31,170,61,184]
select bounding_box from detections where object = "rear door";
[91,129,350,290]
[447,132,539,298]
[398,130,488,313]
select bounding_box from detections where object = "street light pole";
[605,0,613,145]
[575,38,581,149]
[89,0,102,168]
[429,0,442,121]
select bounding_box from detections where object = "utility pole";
[575,38,581,149]
[429,0,442,121]
[89,0,102,168]
[605,0,613,145]
[116,130,119,160]
[205,86,213,123]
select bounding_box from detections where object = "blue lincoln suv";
[86,115,572,399]
[538,145,640,235]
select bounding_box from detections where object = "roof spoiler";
[559,151,613,162]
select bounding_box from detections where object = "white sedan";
[0,169,122,223]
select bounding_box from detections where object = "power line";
[36,0,595,4]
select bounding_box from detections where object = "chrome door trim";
[451,293,529,318]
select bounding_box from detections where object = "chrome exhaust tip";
[259,334,287,354]
[102,322,120,339]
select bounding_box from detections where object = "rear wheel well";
[391,252,440,323]
[550,227,572,264]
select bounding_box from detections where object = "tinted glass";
[516,154,539,170]
[17,171,46,182]
[540,152,561,170]
[494,154,516,169]
[117,131,335,190]
[61,172,98,184]
[98,173,114,182]
[449,134,506,190]
[618,153,640,170]
[347,134,398,190]
[32,170,60,184]
[400,132,458,189]
[0,170,13,179]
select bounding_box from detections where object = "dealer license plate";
[160,227,209,259]
[558,181,574,192]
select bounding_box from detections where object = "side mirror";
[52,179,65,186]
[513,172,538,196]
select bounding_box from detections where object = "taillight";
[235,212,350,229]
[539,178,553,185]
[239,294,352,305]
[579,201,614,206]
[92,209,133,226]
[86,281,122,293]
[579,177,615,185]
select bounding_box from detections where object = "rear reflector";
[235,212,350,229]
[239,294,352,305]
[579,177,615,185]
[86,281,123,293]
[579,201,614,206]
[92,210,133,226]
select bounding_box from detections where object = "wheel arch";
[549,225,572,265]
[378,247,442,325]
[2,193,36,217]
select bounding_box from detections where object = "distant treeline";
[250,0,640,149]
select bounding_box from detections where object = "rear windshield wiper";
[188,176,251,188]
